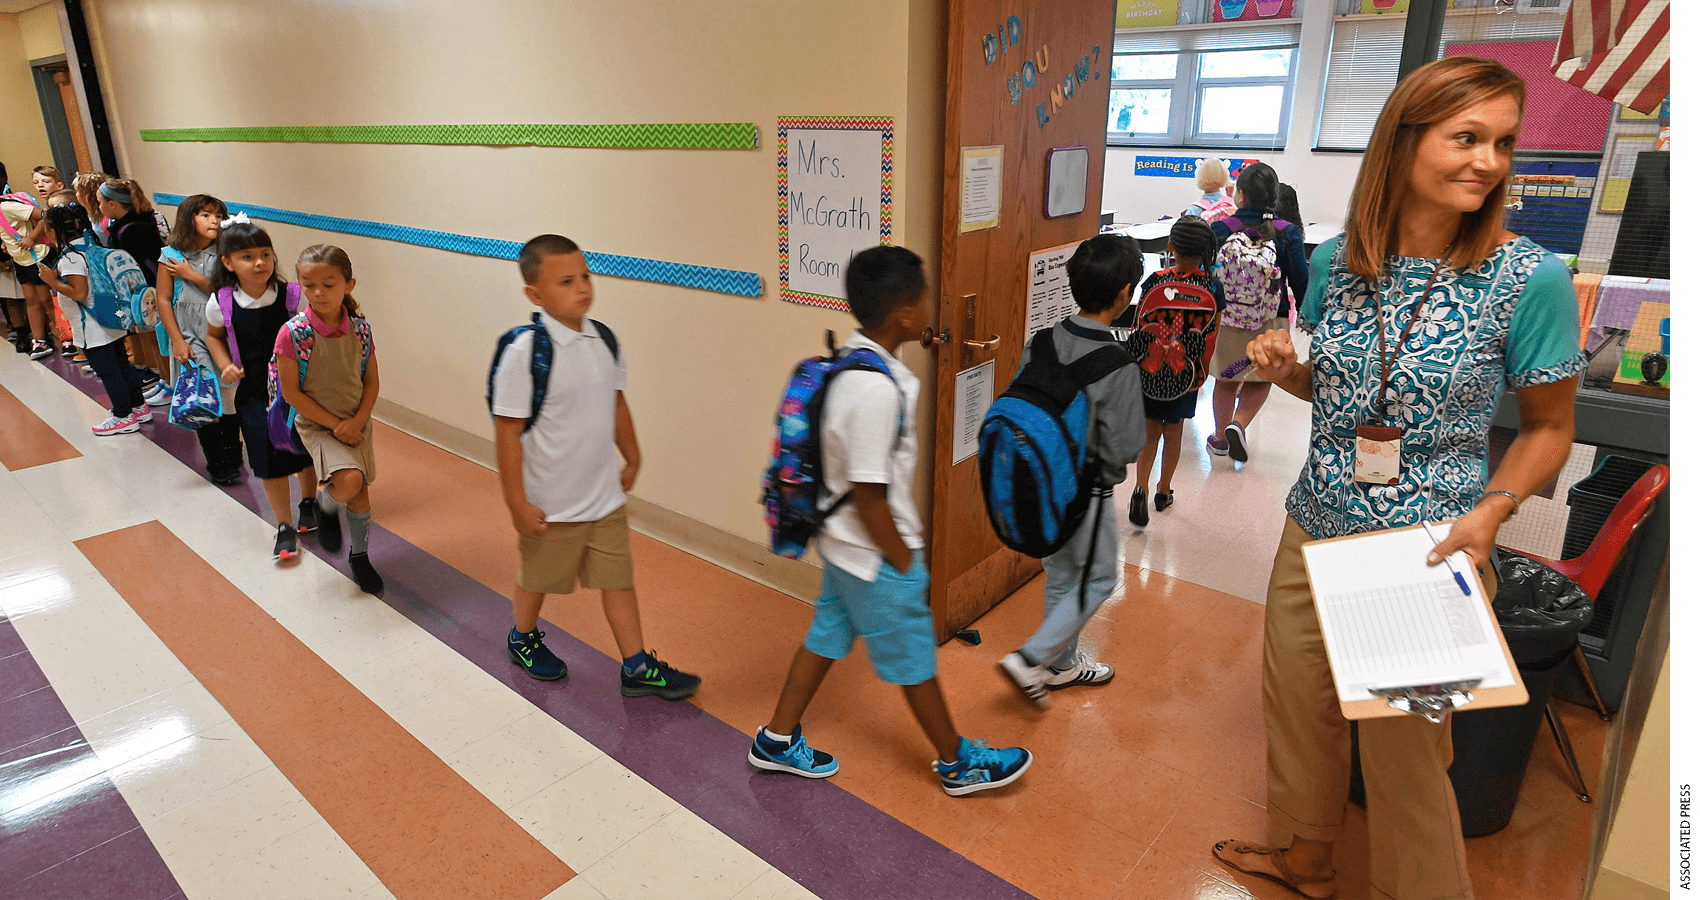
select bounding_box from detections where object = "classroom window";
[1108,23,1301,149]
[1315,5,1569,151]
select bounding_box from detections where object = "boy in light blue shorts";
[747,245,1031,797]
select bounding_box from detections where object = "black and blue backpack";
[486,312,620,431]
[762,335,901,559]
[978,324,1132,559]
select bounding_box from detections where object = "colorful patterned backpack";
[267,310,374,453]
[485,312,620,433]
[762,339,900,559]
[1214,220,1284,331]
[68,237,156,332]
[1127,270,1220,401]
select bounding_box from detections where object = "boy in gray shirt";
[1000,234,1146,707]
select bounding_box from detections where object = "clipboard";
[1302,522,1528,721]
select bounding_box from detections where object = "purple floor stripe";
[0,622,182,897]
[46,357,1032,900]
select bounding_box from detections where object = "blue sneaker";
[934,736,1032,796]
[620,651,701,700]
[508,628,568,682]
[748,726,839,778]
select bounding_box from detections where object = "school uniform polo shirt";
[816,331,925,582]
[490,311,628,523]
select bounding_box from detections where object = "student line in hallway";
[14,339,1607,900]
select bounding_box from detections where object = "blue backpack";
[978,324,1132,559]
[486,313,620,432]
[761,339,901,559]
[69,237,156,332]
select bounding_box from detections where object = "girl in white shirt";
[38,199,150,436]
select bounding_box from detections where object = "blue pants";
[804,552,936,686]
[83,337,145,418]
[1022,490,1120,669]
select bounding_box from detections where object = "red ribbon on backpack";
[1142,338,1186,375]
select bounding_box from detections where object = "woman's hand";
[219,363,244,384]
[1247,329,1299,381]
[170,337,192,364]
[1426,499,1514,571]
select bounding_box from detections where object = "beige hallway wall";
[84,0,946,575]
[0,13,54,186]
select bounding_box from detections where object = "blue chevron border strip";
[154,193,763,298]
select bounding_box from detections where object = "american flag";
[1549,0,1669,115]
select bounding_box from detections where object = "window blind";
[1315,9,1568,151]
[1114,22,1300,55]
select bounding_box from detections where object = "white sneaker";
[92,412,140,436]
[146,390,170,407]
[999,652,1051,708]
[1044,659,1115,689]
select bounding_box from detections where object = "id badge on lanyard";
[1355,261,1445,486]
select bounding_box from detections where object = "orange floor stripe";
[77,521,574,900]
[0,384,80,470]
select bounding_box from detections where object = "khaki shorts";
[299,422,377,486]
[516,505,634,594]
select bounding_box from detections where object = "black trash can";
[1562,455,1658,559]
[1350,553,1593,836]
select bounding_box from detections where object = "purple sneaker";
[1206,435,1230,457]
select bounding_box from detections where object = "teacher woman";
[1212,57,1584,900]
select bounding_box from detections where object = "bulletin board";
[1504,159,1599,256]
[777,117,895,311]
[1445,41,1610,153]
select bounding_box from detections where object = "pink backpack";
[1195,196,1236,224]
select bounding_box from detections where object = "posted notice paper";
[960,146,1003,233]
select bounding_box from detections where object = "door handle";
[962,334,1001,351]
[921,326,951,348]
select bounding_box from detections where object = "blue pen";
[1421,520,1472,597]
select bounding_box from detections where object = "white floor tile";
[241,819,384,899]
[544,876,610,900]
[733,867,822,900]
[579,807,769,900]
[10,455,157,541]
[142,765,320,894]
[508,754,680,872]
[80,681,235,773]
[444,711,604,811]
[106,719,277,824]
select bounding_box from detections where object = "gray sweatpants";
[1021,488,1121,669]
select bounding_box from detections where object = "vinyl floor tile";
[580,807,771,900]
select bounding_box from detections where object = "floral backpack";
[266,310,373,454]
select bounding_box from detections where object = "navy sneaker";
[349,552,384,595]
[508,628,568,681]
[273,524,299,561]
[620,652,701,700]
[316,503,342,553]
[934,737,1032,797]
[748,726,838,778]
[296,498,319,534]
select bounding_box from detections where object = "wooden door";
[928,0,1115,640]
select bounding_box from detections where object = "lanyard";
[1371,258,1447,419]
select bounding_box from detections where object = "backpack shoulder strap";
[285,314,314,381]
[353,317,374,377]
[215,286,242,367]
[1028,326,1059,367]
[1063,343,1134,388]
[527,313,553,430]
[588,318,620,362]
[282,282,302,314]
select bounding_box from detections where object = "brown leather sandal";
[1212,839,1337,900]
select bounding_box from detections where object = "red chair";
[1497,462,1670,802]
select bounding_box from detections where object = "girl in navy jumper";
[204,219,319,561]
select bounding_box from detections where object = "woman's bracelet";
[1477,490,1520,517]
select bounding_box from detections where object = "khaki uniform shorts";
[516,505,635,594]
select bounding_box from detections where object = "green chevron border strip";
[139,122,760,150]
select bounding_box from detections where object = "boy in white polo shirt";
[747,245,1031,796]
[488,234,700,699]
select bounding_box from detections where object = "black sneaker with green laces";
[620,652,701,700]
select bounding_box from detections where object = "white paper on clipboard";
[1301,523,1516,703]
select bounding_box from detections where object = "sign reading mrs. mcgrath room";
[777,117,895,312]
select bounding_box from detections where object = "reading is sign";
[777,116,894,311]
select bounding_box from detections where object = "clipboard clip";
[1369,680,1482,723]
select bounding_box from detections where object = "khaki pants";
[1263,516,1496,900]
